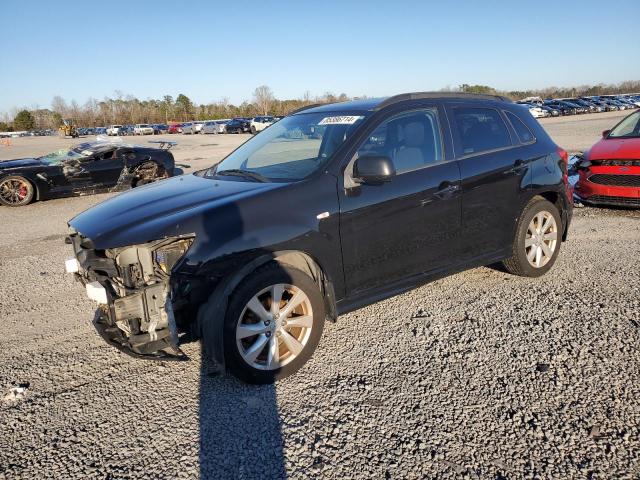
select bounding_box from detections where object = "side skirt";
[336,250,510,316]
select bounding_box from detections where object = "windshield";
[37,146,92,165]
[208,111,368,181]
[608,111,640,138]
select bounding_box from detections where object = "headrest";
[403,121,425,148]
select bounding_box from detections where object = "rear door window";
[505,111,535,144]
[453,107,512,155]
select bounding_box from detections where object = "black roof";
[295,92,512,115]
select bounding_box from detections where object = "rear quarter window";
[453,107,512,155]
[505,111,536,144]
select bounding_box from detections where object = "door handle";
[434,182,460,199]
[506,159,527,174]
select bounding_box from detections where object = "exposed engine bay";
[67,231,193,360]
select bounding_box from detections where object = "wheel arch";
[195,249,337,374]
[531,190,569,241]
[0,173,40,202]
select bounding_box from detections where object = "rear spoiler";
[149,140,177,150]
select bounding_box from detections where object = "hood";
[0,158,43,170]
[587,137,640,160]
[69,173,283,248]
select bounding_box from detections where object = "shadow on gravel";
[199,368,285,479]
[196,194,286,479]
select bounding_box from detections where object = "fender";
[196,250,337,374]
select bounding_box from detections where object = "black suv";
[66,93,573,383]
[225,118,250,134]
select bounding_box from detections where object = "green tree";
[459,84,497,95]
[175,94,194,119]
[0,121,11,131]
[13,110,35,130]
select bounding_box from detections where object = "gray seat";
[393,120,433,172]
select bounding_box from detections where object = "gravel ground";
[1,113,639,479]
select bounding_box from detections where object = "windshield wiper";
[215,168,270,183]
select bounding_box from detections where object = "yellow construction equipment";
[58,119,79,138]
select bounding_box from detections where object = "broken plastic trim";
[70,233,194,360]
[93,307,187,361]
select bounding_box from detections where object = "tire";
[250,125,257,134]
[133,162,167,187]
[502,198,562,277]
[222,262,325,384]
[0,176,35,207]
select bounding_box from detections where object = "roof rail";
[288,103,323,115]
[375,92,512,110]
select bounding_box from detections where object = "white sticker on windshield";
[318,115,362,125]
[81,150,94,156]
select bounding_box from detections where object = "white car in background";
[250,116,275,134]
[527,106,548,118]
[134,124,154,135]
[193,121,206,134]
[106,125,122,136]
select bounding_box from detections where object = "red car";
[575,110,640,207]
[167,123,183,134]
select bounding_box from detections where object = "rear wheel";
[250,125,257,134]
[222,263,325,384]
[0,176,35,207]
[133,162,168,187]
[502,198,562,277]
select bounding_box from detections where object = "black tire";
[0,176,35,207]
[502,197,562,277]
[250,125,257,134]
[222,262,325,384]
[133,162,167,187]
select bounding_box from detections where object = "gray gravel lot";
[1,112,639,479]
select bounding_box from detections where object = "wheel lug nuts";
[266,332,271,337]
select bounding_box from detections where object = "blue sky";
[1,0,639,113]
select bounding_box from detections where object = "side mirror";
[602,129,611,138]
[353,155,396,184]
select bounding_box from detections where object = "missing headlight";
[154,238,194,274]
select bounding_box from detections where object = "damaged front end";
[66,231,194,360]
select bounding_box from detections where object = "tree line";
[2,81,639,132]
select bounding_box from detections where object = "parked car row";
[168,116,283,135]
[519,94,640,118]
[105,124,168,136]
[71,116,284,137]
[0,129,57,138]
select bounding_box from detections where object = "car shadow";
[199,360,286,479]
[195,187,287,479]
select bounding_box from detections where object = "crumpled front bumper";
[67,233,188,361]
[92,302,187,361]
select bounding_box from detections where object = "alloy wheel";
[236,284,313,370]
[525,211,558,268]
[0,178,30,205]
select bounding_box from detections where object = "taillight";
[557,146,569,170]
[557,146,573,197]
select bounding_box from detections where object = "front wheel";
[222,263,325,384]
[502,198,562,277]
